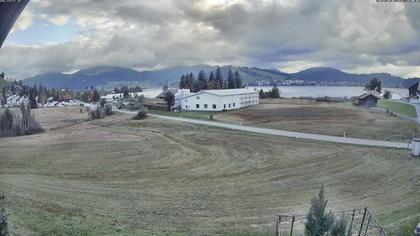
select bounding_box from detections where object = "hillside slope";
[23,65,409,89]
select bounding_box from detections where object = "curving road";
[117,109,411,149]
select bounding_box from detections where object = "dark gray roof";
[0,0,30,48]
[357,90,381,99]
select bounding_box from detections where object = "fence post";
[290,216,295,236]
[358,207,368,236]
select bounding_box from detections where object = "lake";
[105,86,409,100]
[248,86,408,99]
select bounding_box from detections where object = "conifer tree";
[0,193,8,236]
[305,186,334,236]
[208,71,215,89]
[227,68,235,89]
[234,70,242,88]
[215,67,223,89]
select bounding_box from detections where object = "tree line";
[258,86,280,99]
[179,67,242,92]
[1,81,59,108]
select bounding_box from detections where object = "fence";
[275,207,387,236]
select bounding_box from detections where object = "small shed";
[355,90,381,107]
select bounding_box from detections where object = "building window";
[224,104,226,109]
[233,103,236,107]
[213,104,216,109]
[204,104,208,109]
[197,96,200,100]
[196,104,200,109]
[228,103,231,108]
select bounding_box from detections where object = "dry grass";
[0,107,419,235]
[214,99,420,142]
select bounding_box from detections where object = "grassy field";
[149,109,218,120]
[0,107,419,235]
[152,99,420,142]
[378,100,418,118]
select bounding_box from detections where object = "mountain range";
[23,65,418,90]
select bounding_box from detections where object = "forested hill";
[23,65,410,89]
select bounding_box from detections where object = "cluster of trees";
[179,67,242,92]
[0,103,43,138]
[258,86,280,99]
[88,99,113,120]
[365,78,393,99]
[78,88,101,103]
[304,186,351,236]
[114,86,143,98]
[163,91,175,108]
[1,81,61,108]
[365,78,382,93]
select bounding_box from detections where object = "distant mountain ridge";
[23,65,412,90]
[292,67,404,87]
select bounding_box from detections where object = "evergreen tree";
[227,68,235,89]
[164,91,175,108]
[215,67,223,89]
[0,193,8,236]
[187,73,195,91]
[305,186,334,236]
[259,89,265,99]
[10,83,15,95]
[198,70,208,90]
[92,89,101,103]
[28,86,38,109]
[208,71,215,89]
[1,88,6,107]
[234,70,242,88]
[179,75,186,89]
[270,85,280,98]
[329,214,348,236]
[122,86,130,98]
[365,78,382,93]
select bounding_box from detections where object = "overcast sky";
[1,0,420,79]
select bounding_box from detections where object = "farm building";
[355,90,381,107]
[408,82,420,98]
[175,89,259,111]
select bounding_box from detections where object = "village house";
[175,89,259,111]
[58,89,74,102]
[355,90,381,107]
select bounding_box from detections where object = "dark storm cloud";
[1,0,420,79]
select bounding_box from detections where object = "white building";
[175,89,259,111]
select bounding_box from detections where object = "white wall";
[179,92,259,111]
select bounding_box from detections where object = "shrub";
[104,104,113,116]
[88,106,104,120]
[383,89,392,99]
[0,104,43,138]
[133,107,148,120]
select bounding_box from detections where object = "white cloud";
[2,0,420,79]
[49,15,70,26]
